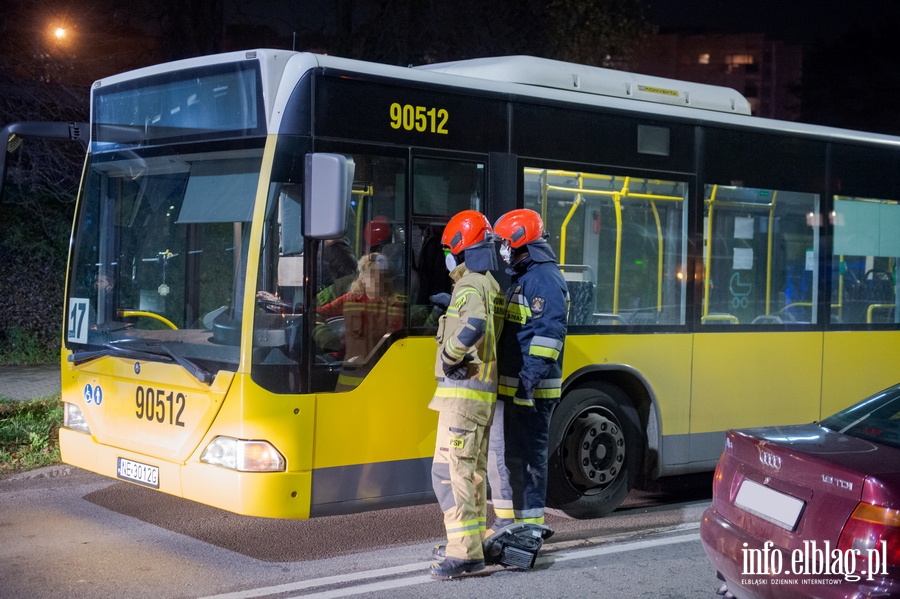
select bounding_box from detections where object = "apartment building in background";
[629,33,803,121]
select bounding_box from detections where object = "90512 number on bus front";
[135,386,186,427]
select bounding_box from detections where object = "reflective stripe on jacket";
[429,264,504,426]
[498,256,568,404]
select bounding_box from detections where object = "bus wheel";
[547,383,642,519]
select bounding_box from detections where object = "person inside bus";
[428,210,503,579]
[92,270,117,327]
[365,215,416,299]
[316,237,358,305]
[487,208,569,534]
[417,224,453,303]
[315,252,405,389]
[364,215,392,253]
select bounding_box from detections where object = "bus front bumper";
[59,427,312,519]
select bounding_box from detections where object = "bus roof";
[417,55,752,116]
[92,49,900,150]
[312,52,900,148]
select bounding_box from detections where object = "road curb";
[0,465,78,483]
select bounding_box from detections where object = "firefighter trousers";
[431,410,489,561]
[488,397,556,524]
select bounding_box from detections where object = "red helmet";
[493,209,544,249]
[364,216,391,250]
[442,210,493,255]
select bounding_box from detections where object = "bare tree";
[276,0,649,67]
[544,0,652,68]
[152,0,227,60]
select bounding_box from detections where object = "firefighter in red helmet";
[428,209,504,579]
[487,208,569,533]
[364,215,392,252]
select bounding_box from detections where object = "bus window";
[524,167,688,327]
[832,196,899,324]
[249,180,306,393]
[411,157,485,330]
[319,154,408,392]
[251,151,487,393]
[67,147,259,374]
[701,185,820,325]
[251,149,418,394]
[412,157,483,216]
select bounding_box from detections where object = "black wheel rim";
[562,406,626,490]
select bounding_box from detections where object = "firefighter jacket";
[498,246,569,407]
[429,264,504,426]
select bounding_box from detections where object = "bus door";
[251,144,490,512]
[312,150,491,514]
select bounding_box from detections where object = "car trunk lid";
[715,424,873,549]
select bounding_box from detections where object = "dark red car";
[701,384,900,598]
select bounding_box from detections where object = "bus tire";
[547,383,642,519]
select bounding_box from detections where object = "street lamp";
[46,21,74,50]
[42,20,75,83]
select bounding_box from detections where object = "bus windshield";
[92,59,265,147]
[65,142,264,378]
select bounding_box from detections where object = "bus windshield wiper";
[148,343,215,385]
[68,341,165,367]
[69,348,118,365]
[69,339,215,385]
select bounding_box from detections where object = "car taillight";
[711,455,725,499]
[838,502,900,567]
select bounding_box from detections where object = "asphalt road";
[1,466,718,598]
[0,367,723,597]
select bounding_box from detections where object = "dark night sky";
[229,0,900,50]
[644,0,900,45]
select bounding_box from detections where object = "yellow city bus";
[37,50,900,519]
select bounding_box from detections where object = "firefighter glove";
[443,353,474,380]
[514,379,537,413]
[430,293,451,310]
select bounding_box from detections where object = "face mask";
[445,252,458,271]
[499,244,513,265]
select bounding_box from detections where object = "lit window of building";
[628,33,802,120]
[726,54,754,73]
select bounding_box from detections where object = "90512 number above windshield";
[389,103,449,134]
[135,386,186,427]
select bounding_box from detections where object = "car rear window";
[819,385,900,450]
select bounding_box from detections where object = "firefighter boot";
[429,557,486,579]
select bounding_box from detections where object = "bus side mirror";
[304,153,354,239]
[0,121,87,201]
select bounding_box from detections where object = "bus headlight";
[200,436,286,472]
[63,402,91,434]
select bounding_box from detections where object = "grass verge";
[0,396,63,475]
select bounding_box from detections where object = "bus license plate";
[117,457,159,488]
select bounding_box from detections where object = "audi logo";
[758,450,782,470]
